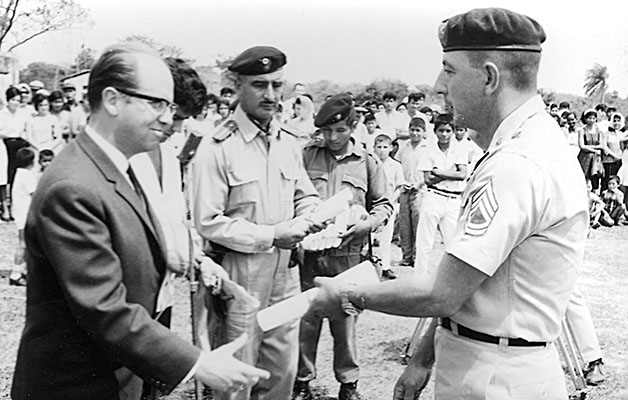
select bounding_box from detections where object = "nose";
[264,82,276,102]
[433,70,447,97]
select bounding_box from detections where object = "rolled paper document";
[256,260,379,332]
[308,188,353,225]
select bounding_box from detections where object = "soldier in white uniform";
[191,46,321,400]
[309,8,589,400]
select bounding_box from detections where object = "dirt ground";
[1,221,626,400]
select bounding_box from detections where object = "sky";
[11,0,628,97]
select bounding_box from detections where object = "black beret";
[439,8,546,53]
[314,94,354,128]
[228,46,287,75]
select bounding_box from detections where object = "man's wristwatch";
[340,283,363,316]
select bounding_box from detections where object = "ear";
[483,62,500,95]
[101,87,121,116]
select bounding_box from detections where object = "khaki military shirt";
[302,139,393,254]
[446,95,589,341]
[191,105,319,253]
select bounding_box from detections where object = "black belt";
[440,317,547,347]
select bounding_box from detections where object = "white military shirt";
[446,95,589,341]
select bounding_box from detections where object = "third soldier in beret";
[293,93,392,400]
[309,8,589,400]
[191,46,322,400]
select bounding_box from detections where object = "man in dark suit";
[11,43,269,400]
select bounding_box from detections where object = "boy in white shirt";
[414,114,467,274]
[373,134,404,279]
[10,147,38,286]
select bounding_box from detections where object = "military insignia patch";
[464,180,499,236]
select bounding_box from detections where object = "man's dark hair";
[39,149,55,160]
[165,57,207,117]
[594,103,607,112]
[16,147,35,168]
[408,92,425,102]
[220,87,235,96]
[383,92,396,101]
[206,93,219,105]
[433,113,454,130]
[558,101,570,109]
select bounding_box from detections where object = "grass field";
[1,221,626,399]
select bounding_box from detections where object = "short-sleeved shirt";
[12,168,38,229]
[191,105,320,253]
[446,95,588,342]
[417,140,467,193]
[380,157,404,195]
[396,141,427,187]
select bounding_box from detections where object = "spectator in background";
[17,83,32,108]
[373,133,404,280]
[558,101,570,112]
[376,92,406,140]
[600,112,624,191]
[578,109,604,192]
[563,111,580,156]
[220,86,236,105]
[587,178,607,229]
[595,103,610,132]
[48,90,72,142]
[600,175,627,226]
[214,97,231,127]
[396,116,428,267]
[414,114,467,274]
[205,93,220,122]
[454,122,483,167]
[286,95,316,147]
[24,92,65,155]
[8,147,37,286]
[1,87,31,216]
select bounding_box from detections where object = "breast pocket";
[342,173,367,206]
[227,169,259,220]
[308,169,330,200]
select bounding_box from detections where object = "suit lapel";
[76,132,168,271]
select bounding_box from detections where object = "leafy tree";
[71,43,96,72]
[120,34,193,64]
[583,63,609,103]
[0,0,91,52]
[19,61,69,90]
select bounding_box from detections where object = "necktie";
[126,166,145,206]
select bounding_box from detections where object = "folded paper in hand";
[256,260,379,332]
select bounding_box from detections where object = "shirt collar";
[232,105,281,143]
[85,125,130,178]
[487,94,546,152]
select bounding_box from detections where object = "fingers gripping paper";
[256,261,379,332]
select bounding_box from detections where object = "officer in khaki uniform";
[309,8,589,400]
[293,94,392,400]
[191,46,320,400]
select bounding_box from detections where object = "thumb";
[218,333,249,355]
[313,276,333,288]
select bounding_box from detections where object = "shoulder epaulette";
[212,120,238,142]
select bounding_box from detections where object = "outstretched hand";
[194,333,270,392]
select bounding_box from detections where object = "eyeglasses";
[115,87,178,116]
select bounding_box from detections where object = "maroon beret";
[439,8,546,53]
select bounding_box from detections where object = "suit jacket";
[12,132,200,400]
